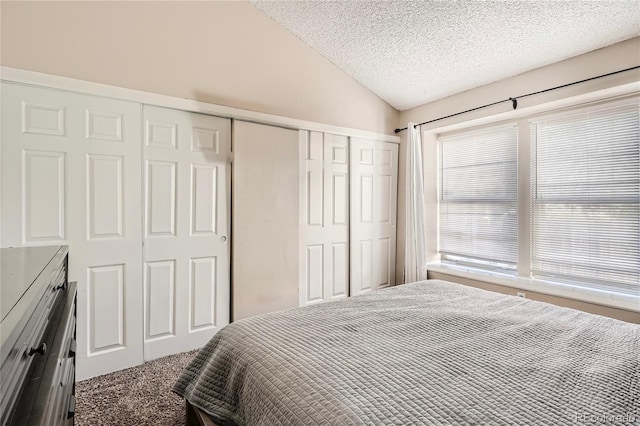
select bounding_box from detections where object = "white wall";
[399,37,640,126]
[0,1,398,135]
[429,271,640,324]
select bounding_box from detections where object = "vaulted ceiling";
[251,0,640,111]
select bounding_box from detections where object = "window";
[436,97,640,300]
[439,125,518,271]
[531,101,639,296]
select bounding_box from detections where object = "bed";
[173,279,639,425]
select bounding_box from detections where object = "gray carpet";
[75,350,198,426]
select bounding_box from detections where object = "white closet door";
[142,106,230,361]
[350,138,399,295]
[1,82,144,380]
[299,131,350,305]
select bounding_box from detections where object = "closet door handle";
[27,342,47,357]
[220,236,227,243]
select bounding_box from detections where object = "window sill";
[426,262,640,313]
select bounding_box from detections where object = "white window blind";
[439,126,518,270]
[531,100,639,296]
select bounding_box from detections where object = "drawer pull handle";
[55,282,67,291]
[27,342,47,357]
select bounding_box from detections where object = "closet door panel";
[145,260,176,340]
[331,242,349,298]
[23,150,66,242]
[306,245,324,303]
[323,134,350,301]
[146,160,177,237]
[306,131,324,227]
[299,131,350,306]
[143,106,230,361]
[190,257,217,330]
[356,239,374,293]
[88,154,123,239]
[88,264,126,353]
[77,96,144,380]
[1,82,144,380]
[350,138,398,295]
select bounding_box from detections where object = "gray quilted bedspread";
[173,280,640,425]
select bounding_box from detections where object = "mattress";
[173,279,639,425]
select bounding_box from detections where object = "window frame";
[430,93,640,311]
[529,97,639,296]
[438,123,519,272]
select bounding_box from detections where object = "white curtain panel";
[404,123,428,283]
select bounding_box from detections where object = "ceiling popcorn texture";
[250,0,640,111]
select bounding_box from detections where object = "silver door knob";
[221,236,227,242]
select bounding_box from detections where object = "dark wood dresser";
[0,246,76,425]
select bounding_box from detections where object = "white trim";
[427,262,640,313]
[528,93,639,124]
[0,66,400,144]
[438,121,518,141]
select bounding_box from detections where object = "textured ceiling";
[250,0,640,111]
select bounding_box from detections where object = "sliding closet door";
[299,131,350,305]
[234,121,299,319]
[142,106,230,361]
[350,138,399,295]
[1,82,144,380]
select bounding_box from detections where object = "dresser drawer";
[0,246,71,426]
[18,282,77,426]
[0,261,68,424]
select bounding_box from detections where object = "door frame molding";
[0,66,400,144]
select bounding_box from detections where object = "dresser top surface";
[1,246,65,321]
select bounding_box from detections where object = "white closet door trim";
[1,66,400,144]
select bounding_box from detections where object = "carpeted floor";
[75,350,198,426]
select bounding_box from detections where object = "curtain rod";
[394,65,640,133]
